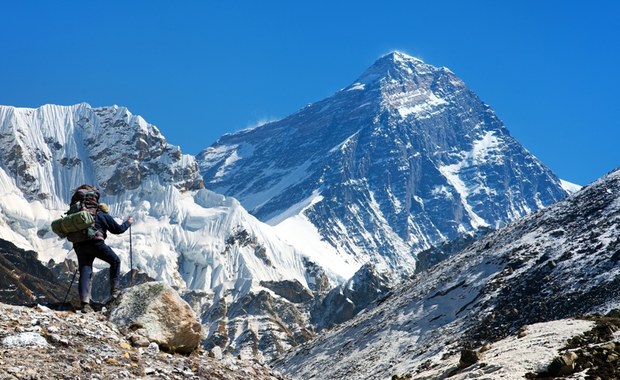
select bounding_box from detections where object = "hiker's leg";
[75,248,95,304]
[93,242,121,294]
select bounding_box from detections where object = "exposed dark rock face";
[303,258,332,293]
[260,280,313,304]
[0,238,68,305]
[202,288,316,360]
[312,263,393,330]
[415,227,492,273]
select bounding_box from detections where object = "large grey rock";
[108,281,202,354]
[2,331,48,348]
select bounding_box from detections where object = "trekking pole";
[129,225,134,284]
[61,268,78,307]
[59,247,76,307]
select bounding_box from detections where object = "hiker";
[72,198,134,313]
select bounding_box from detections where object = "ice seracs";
[0,103,335,358]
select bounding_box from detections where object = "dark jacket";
[95,211,131,240]
[74,211,130,247]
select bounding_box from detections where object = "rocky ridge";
[273,167,620,379]
[0,238,67,305]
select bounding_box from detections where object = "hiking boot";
[81,303,94,314]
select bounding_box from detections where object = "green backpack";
[51,211,95,238]
[51,185,103,242]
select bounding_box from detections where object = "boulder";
[547,352,578,376]
[108,282,202,354]
[458,349,481,368]
[2,332,48,348]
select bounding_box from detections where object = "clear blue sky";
[1,1,618,185]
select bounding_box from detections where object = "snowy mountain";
[198,51,572,277]
[273,166,620,379]
[0,103,337,359]
[0,51,584,365]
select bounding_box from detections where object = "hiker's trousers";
[74,240,121,304]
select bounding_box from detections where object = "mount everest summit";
[0,51,582,361]
[199,51,572,277]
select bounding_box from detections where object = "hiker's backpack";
[51,185,104,243]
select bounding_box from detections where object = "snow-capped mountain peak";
[355,51,435,85]
[0,103,340,359]
[0,103,203,205]
[199,53,570,278]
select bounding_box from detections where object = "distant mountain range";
[0,51,582,361]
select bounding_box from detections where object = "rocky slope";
[273,167,620,379]
[199,51,572,278]
[0,302,288,380]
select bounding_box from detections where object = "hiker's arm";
[99,213,132,235]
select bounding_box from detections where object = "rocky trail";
[0,302,287,380]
